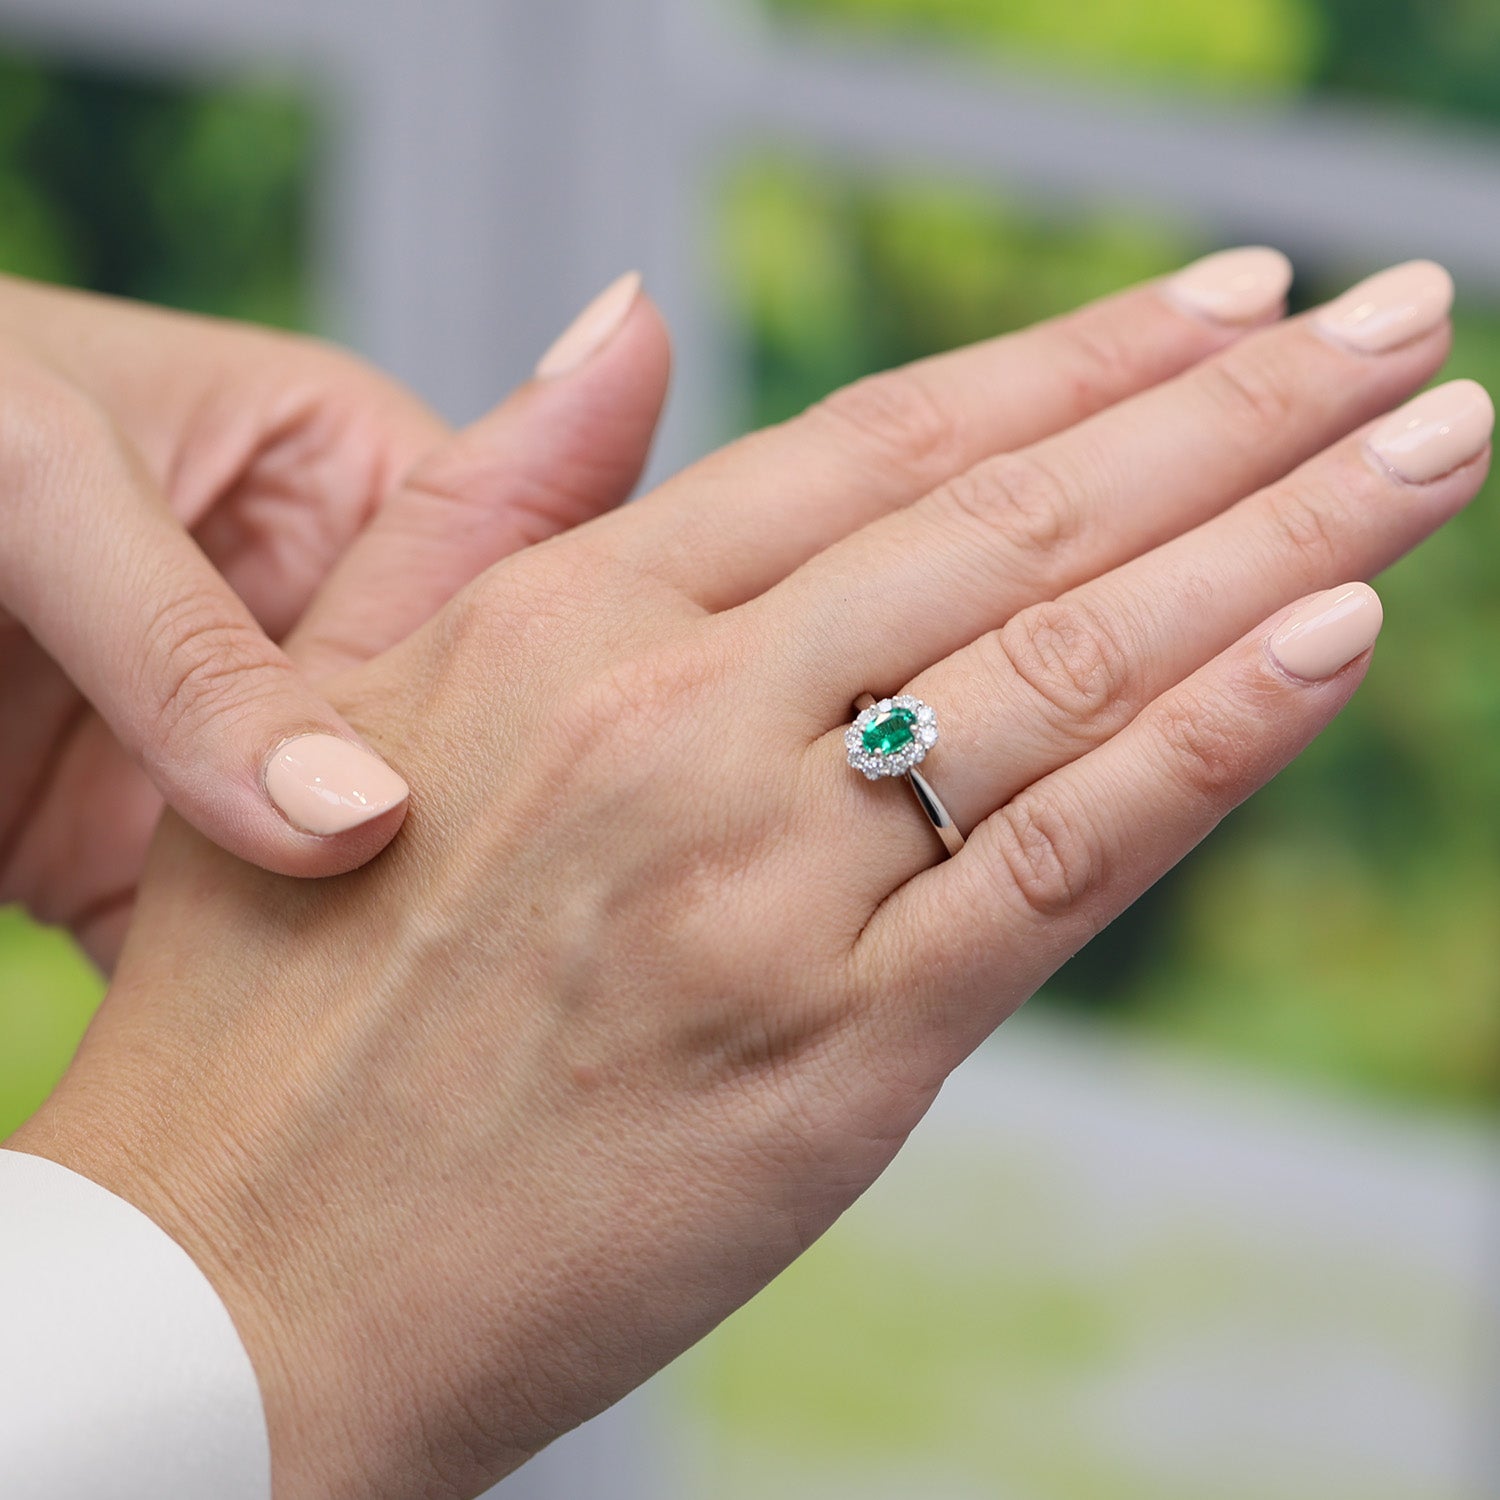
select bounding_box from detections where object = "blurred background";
[0,1,1495,1496]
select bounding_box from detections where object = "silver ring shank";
[853,694,965,857]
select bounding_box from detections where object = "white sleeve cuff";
[0,1148,272,1500]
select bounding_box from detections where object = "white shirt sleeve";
[0,1148,272,1500]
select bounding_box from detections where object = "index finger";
[610,247,1292,609]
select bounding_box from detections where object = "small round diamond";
[846,694,939,779]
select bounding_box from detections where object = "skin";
[9,262,1489,1499]
[0,275,672,965]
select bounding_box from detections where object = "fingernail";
[1314,260,1453,353]
[535,271,642,379]
[265,734,409,836]
[1367,378,1494,483]
[1164,246,1293,325]
[1268,583,1383,681]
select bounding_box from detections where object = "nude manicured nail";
[266,734,409,836]
[1268,583,1383,681]
[1314,260,1453,353]
[1165,246,1293,325]
[535,271,642,379]
[1367,379,1494,483]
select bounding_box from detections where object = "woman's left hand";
[0,273,670,965]
[13,257,1489,1500]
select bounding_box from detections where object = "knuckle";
[141,593,292,747]
[815,369,961,481]
[994,598,1135,741]
[445,560,571,656]
[991,790,1103,920]
[429,549,668,721]
[1201,350,1295,437]
[935,453,1076,567]
[1263,483,1341,570]
[458,557,525,622]
[442,561,517,650]
[1151,690,1250,802]
[1054,308,1143,407]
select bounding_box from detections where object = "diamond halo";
[845,694,939,780]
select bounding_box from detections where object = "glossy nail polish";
[1268,583,1383,681]
[535,271,642,379]
[1165,246,1293,325]
[266,734,409,836]
[1367,379,1494,483]
[1314,260,1453,353]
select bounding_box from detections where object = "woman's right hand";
[12,254,1489,1500]
[0,271,670,965]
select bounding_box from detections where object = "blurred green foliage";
[721,0,1500,1121]
[0,48,312,1135]
[724,159,1191,434]
[1309,0,1500,123]
[763,0,1322,96]
[0,909,104,1138]
[676,1094,1466,1498]
[765,0,1500,123]
[0,49,311,325]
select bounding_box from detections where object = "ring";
[846,694,965,858]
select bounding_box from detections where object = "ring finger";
[827,377,1492,895]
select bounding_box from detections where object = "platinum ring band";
[851,693,965,858]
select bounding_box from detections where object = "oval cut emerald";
[862,707,917,757]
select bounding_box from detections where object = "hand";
[13,254,1489,1500]
[0,271,669,964]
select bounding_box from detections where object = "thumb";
[0,365,408,878]
[289,271,671,678]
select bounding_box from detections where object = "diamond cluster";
[845,695,939,780]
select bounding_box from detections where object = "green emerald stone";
[862,707,917,757]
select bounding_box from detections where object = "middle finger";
[755,260,1454,723]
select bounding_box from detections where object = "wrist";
[13,1059,517,1500]
[9,1078,352,1499]
[0,1143,273,1498]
